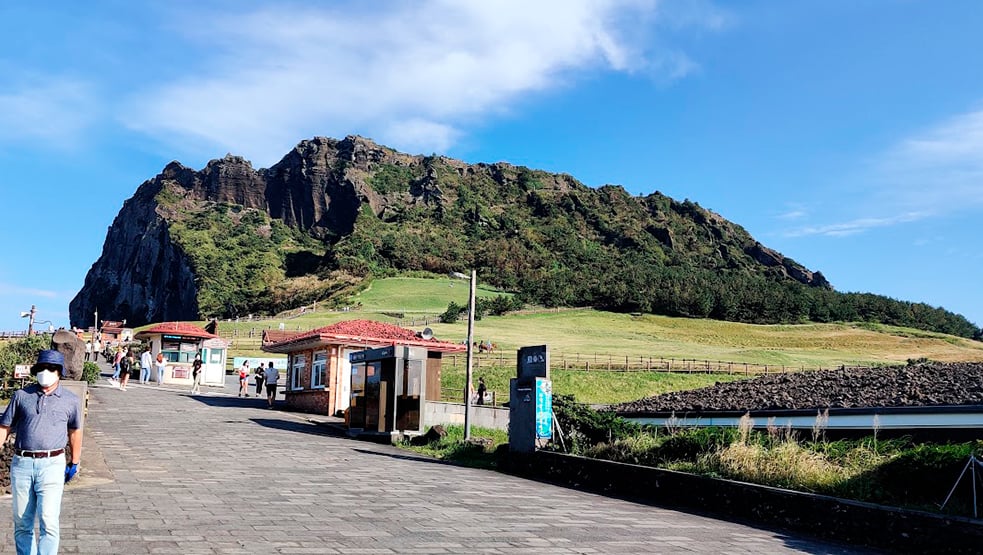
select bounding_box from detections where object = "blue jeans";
[11,453,65,555]
[141,366,150,383]
[111,361,120,379]
[157,367,165,384]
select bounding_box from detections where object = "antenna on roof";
[420,327,434,340]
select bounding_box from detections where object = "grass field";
[348,276,511,313]
[157,276,983,404]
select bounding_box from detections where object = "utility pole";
[464,269,476,441]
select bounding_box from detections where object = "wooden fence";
[442,351,848,376]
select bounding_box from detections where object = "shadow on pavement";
[247,417,345,437]
[350,447,459,467]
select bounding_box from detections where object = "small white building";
[135,322,229,387]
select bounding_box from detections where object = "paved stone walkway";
[0,374,869,554]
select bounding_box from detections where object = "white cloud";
[0,77,97,147]
[785,212,927,238]
[123,0,725,165]
[0,283,59,299]
[776,206,807,220]
[781,107,983,239]
[877,108,983,212]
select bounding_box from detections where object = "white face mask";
[37,370,59,388]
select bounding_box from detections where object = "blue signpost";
[535,378,552,439]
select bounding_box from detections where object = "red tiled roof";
[135,322,217,340]
[264,319,465,353]
[262,329,303,346]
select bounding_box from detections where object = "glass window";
[162,340,197,363]
[291,354,306,390]
[312,351,327,389]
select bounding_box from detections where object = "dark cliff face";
[69,136,389,327]
[69,179,199,327]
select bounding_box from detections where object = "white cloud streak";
[122,0,725,165]
[785,212,927,238]
[0,283,59,299]
[0,78,97,147]
[782,107,983,238]
[880,108,983,211]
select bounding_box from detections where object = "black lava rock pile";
[613,362,983,414]
[0,439,12,493]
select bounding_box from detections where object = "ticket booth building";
[135,322,229,387]
[263,320,465,417]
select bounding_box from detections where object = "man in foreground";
[0,349,83,555]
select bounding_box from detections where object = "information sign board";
[14,364,30,379]
[517,345,549,380]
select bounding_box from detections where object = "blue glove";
[65,463,79,483]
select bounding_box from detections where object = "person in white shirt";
[140,349,153,384]
[263,362,280,409]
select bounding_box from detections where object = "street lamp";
[19,305,36,336]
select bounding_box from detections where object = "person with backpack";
[119,351,133,391]
[254,364,266,398]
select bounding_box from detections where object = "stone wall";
[424,401,509,431]
[501,450,983,554]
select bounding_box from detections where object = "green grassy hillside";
[183,277,983,404]
[218,276,983,366]
[348,276,510,313]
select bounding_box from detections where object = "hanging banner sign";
[535,378,552,439]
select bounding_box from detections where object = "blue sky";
[1,1,981,333]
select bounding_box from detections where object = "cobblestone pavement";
[0,373,870,554]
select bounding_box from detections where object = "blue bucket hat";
[31,349,65,375]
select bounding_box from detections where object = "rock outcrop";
[51,330,85,380]
[70,135,832,328]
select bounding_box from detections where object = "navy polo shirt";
[0,383,81,451]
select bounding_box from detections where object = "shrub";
[0,334,50,399]
[81,361,100,384]
[551,394,639,453]
[656,427,742,463]
[838,441,982,509]
[439,301,467,324]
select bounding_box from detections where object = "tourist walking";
[155,352,166,385]
[0,349,83,555]
[111,346,125,381]
[476,376,487,405]
[190,353,203,394]
[119,351,134,391]
[264,361,280,409]
[84,340,92,362]
[254,364,266,397]
[238,361,250,397]
[93,338,102,362]
[140,348,152,384]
